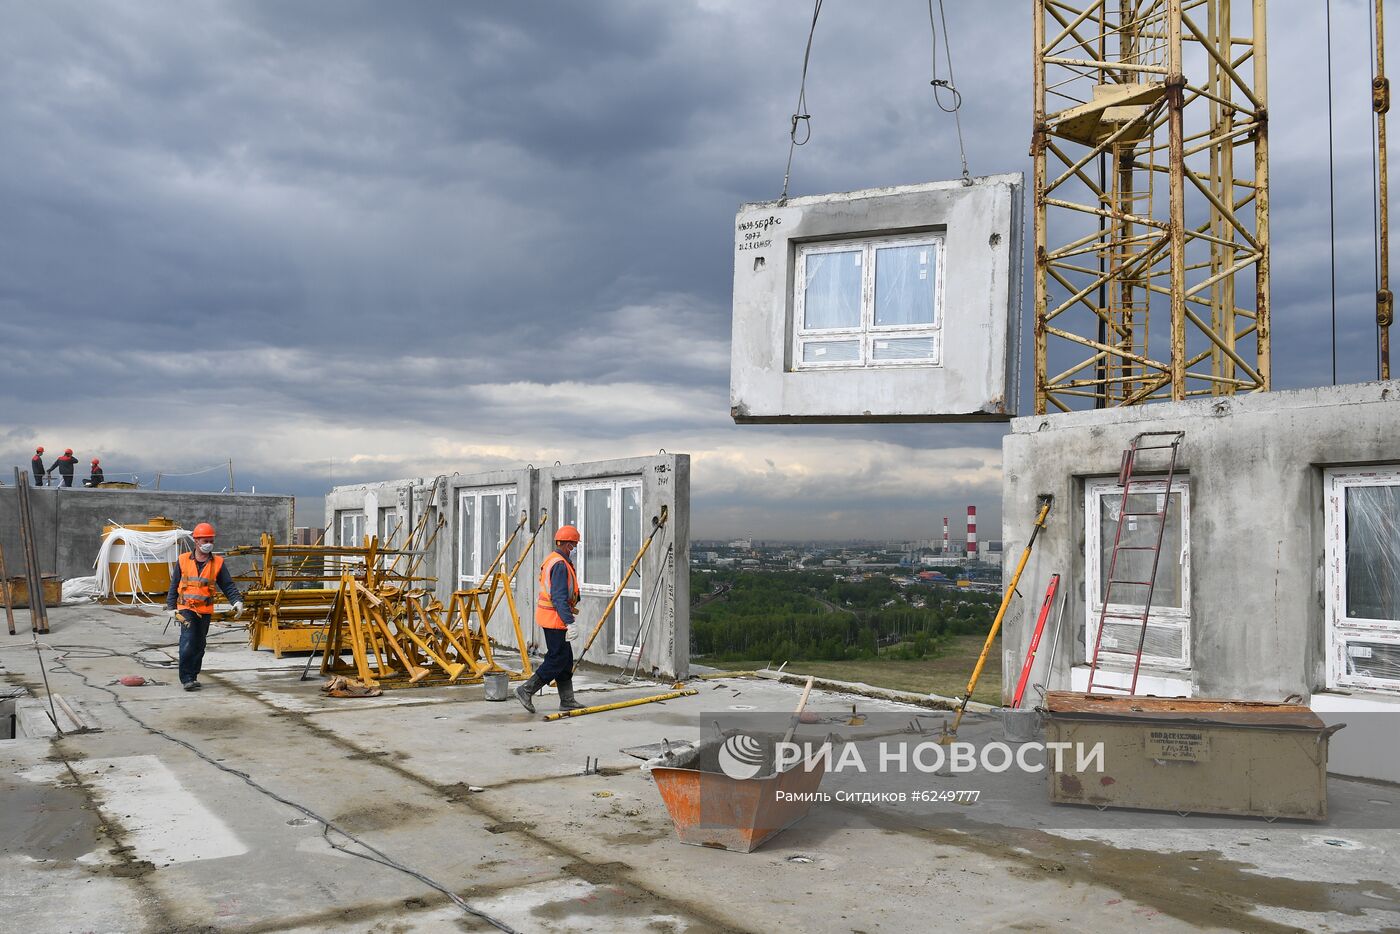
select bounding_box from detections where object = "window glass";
[802,340,861,363]
[622,486,642,590]
[460,496,475,579]
[481,494,502,575]
[874,244,937,326]
[379,508,398,548]
[803,250,862,330]
[1345,485,1400,621]
[562,490,580,529]
[617,594,641,653]
[871,337,936,361]
[583,488,613,585]
[1098,490,1185,609]
[339,512,365,547]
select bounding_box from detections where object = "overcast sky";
[0,1,1388,541]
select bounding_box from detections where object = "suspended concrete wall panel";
[730,174,1024,423]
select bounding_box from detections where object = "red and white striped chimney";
[942,517,949,554]
[966,506,977,560]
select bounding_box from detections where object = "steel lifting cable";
[1328,0,1339,385]
[927,0,972,184]
[779,0,823,203]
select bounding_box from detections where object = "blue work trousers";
[535,627,574,685]
[178,610,212,685]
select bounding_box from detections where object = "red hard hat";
[556,525,581,543]
[36,446,44,454]
[64,448,73,455]
[192,522,216,538]
[91,458,100,466]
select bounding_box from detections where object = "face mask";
[198,542,214,555]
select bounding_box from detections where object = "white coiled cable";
[90,525,194,607]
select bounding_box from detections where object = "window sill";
[1068,665,1192,698]
[1309,690,1400,711]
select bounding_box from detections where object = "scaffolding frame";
[1033,0,1269,413]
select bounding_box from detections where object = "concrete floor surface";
[3,605,1399,933]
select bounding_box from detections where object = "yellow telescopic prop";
[941,495,1053,744]
[543,688,696,721]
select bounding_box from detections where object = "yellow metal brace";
[942,495,1054,743]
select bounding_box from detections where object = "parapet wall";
[0,487,295,582]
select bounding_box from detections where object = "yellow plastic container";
[104,516,180,596]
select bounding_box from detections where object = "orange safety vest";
[535,551,579,630]
[176,552,225,616]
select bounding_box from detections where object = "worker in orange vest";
[515,525,586,713]
[164,522,244,690]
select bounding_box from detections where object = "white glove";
[565,623,580,642]
[232,602,245,617]
[168,609,185,627]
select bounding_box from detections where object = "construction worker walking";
[30,447,47,486]
[47,448,78,487]
[165,522,244,691]
[515,525,586,713]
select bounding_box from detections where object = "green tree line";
[690,569,997,662]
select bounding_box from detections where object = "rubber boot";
[515,674,543,713]
[557,675,585,711]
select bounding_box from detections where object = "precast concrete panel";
[537,453,690,679]
[327,454,690,679]
[1000,381,1400,782]
[445,468,538,646]
[730,174,1023,423]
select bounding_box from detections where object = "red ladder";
[1086,431,1185,695]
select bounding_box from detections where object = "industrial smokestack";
[966,506,977,560]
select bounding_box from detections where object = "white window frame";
[557,477,645,655]
[335,510,367,571]
[458,485,519,588]
[377,507,399,548]
[337,510,366,549]
[1325,466,1400,694]
[1084,476,1192,671]
[791,232,946,371]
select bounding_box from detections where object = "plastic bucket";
[483,672,511,701]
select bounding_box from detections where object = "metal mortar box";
[1041,692,1340,821]
[729,175,1023,424]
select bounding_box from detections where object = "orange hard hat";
[36,446,44,454]
[555,525,581,543]
[64,448,73,455]
[192,522,216,539]
[91,458,100,466]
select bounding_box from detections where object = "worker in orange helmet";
[47,448,78,487]
[31,446,47,486]
[515,524,586,713]
[84,458,105,487]
[164,522,244,691]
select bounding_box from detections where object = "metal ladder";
[1086,431,1185,695]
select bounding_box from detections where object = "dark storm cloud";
[0,1,1389,538]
